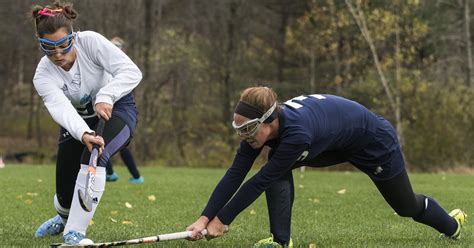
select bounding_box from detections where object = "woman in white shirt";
[31,1,142,244]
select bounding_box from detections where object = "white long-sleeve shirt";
[33,31,142,142]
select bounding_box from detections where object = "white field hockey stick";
[78,118,106,212]
[50,226,229,247]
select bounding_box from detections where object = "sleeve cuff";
[95,94,114,105]
[74,128,95,144]
[216,212,233,225]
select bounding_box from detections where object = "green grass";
[0,165,472,247]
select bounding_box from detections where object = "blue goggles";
[38,33,75,56]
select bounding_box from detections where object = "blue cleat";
[35,215,65,238]
[106,172,119,182]
[63,230,85,244]
[128,176,144,184]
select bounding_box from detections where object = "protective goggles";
[232,102,277,137]
[38,33,74,56]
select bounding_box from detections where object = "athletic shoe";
[253,235,293,248]
[106,172,119,182]
[128,176,144,184]
[35,215,65,238]
[446,209,467,239]
[63,230,85,244]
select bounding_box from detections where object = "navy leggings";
[55,116,132,209]
[266,149,457,245]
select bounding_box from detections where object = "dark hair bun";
[53,1,78,20]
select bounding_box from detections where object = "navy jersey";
[202,94,401,225]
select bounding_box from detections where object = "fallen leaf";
[250,209,256,215]
[122,221,133,225]
[26,192,38,197]
[37,179,43,183]
[109,217,118,223]
[24,199,33,205]
[125,202,133,208]
[298,184,304,189]
[110,211,118,215]
[337,189,346,194]
[309,243,317,248]
[148,195,156,201]
[89,220,94,226]
[313,198,320,203]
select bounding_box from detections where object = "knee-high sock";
[412,195,458,236]
[64,165,106,235]
[54,194,69,224]
[265,171,294,245]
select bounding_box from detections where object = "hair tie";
[38,7,62,17]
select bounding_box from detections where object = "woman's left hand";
[95,102,113,120]
[205,216,226,240]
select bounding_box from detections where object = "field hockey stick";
[50,226,229,247]
[78,118,106,212]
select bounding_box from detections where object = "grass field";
[0,165,472,247]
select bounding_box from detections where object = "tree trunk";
[464,0,472,87]
[395,5,403,146]
[329,0,342,93]
[222,1,238,147]
[309,48,316,92]
[138,0,159,161]
[276,0,289,85]
[345,0,401,137]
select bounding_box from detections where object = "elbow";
[137,69,143,81]
[132,68,143,84]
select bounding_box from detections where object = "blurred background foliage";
[0,0,472,170]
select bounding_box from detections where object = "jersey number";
[284,94,326,109]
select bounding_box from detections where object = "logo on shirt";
[61,84,68,92]
[80,93,92,105]
[297,151,309,161]
[71,73,81,86]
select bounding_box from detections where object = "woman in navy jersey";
[186,86,466,247]
[31,1,142,244]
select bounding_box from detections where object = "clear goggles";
[232,102,277,137]
[38,33,75,56]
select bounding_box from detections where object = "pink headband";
[38,7,63,17]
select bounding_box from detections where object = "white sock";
[64,164,106,236]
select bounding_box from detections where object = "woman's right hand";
[82,132,105,155]
[186,216,209,241]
